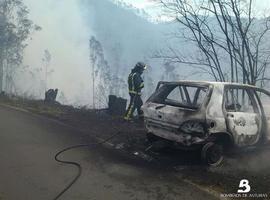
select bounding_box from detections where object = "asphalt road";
[0,105,217,200]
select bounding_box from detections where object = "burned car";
[142,81,270,166]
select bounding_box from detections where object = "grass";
[0,94,89,120]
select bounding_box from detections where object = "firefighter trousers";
[124,93,143,120]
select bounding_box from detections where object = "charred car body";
[142,81,270,166]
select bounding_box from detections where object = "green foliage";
[0,0,41,91]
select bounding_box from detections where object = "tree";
[0,0,41,92]
[42,49,53,93]
[156,0,270,86]
[89,36,113,108]
[28,65,46,98]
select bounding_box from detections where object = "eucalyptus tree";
[89,36,113,108]
[0,0,41,92]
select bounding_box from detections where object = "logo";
[238,179,251,193]
[220,179,268,198]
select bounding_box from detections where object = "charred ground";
[0,94,269,199]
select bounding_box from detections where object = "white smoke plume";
[22,0,93,105]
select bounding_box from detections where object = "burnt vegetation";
[155,0,270,87]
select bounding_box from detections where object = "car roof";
[157,81,270,96]
[158,80,260,89]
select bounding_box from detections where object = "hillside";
[21,0,203,105]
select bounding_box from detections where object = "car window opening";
[152,84,209,109]
[225,88,257,113]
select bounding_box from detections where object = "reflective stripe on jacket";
[128,71,144,95]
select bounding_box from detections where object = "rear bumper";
[145,118,206,146]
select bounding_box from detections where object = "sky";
[122,0,270,16]
[123,0,270,8]
[121,0,156,8]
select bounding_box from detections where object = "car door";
[224,86,262,147]
[255,89,270,142]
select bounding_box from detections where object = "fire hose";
[53,132,122,200]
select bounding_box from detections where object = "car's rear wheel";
[201,142,223,166]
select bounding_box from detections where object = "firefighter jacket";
[128,71,144,95]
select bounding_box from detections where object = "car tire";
[201,142,223,167]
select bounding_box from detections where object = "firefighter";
[124,62,146,121]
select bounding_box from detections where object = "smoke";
[19,0,170,106]
[22,0,93,105]
[10,0,270,107]
[18,0,200,106]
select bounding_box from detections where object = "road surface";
[0,105,217,200]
